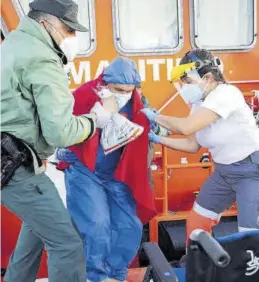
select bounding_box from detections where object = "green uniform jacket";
[1,17,95,159]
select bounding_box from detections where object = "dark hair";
[28,9,74,34]
[180,49,226,83]
[28,9,54,23]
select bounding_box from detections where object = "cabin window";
[16,0,96,56]
[112,0,183,55]
[191,0,256,51]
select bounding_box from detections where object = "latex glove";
[141,108,159,122]
[90,101,112,128]
[56,148,78,163]
[148,131,161,144]
[151,122,171,137]
[150,121,158,131]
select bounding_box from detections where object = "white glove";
[90,102,112,129]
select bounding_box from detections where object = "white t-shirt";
[194,84,259,164]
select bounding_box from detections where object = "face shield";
[158,62,203,112]
[159,52,221,112]
[171,62,197,84]
[170,55,213,105]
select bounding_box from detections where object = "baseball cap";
[29,0,88,32]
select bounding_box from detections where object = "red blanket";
[57,75,156,223]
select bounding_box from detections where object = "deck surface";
[1,268,147,282]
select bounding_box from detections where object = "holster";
[1,132,45,188]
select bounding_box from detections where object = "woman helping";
[141,49,259,243]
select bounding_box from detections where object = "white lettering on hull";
[65,58,183,85]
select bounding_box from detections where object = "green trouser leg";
[1,166,86,282]
[4,222,44,282]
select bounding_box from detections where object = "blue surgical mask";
[180,84,204,105]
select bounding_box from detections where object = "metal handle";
[143,242,178,282]
[190,229,231,267]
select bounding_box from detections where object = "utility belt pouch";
[1,132,44,188]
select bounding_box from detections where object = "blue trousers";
[195,151,259,230]
[64,162,143,282]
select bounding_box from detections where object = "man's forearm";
[48,114,96,148]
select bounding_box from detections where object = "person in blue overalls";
[56,57,156,282]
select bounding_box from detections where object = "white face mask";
[60,36,79,62]
[114,92,132,109]
[44,21,79,62]
[180,84,204,105]
[180,79,210,105]
[98,88,132,109]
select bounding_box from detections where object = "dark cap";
[29,0,88,32]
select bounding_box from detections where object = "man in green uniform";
[1,0,97,281]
